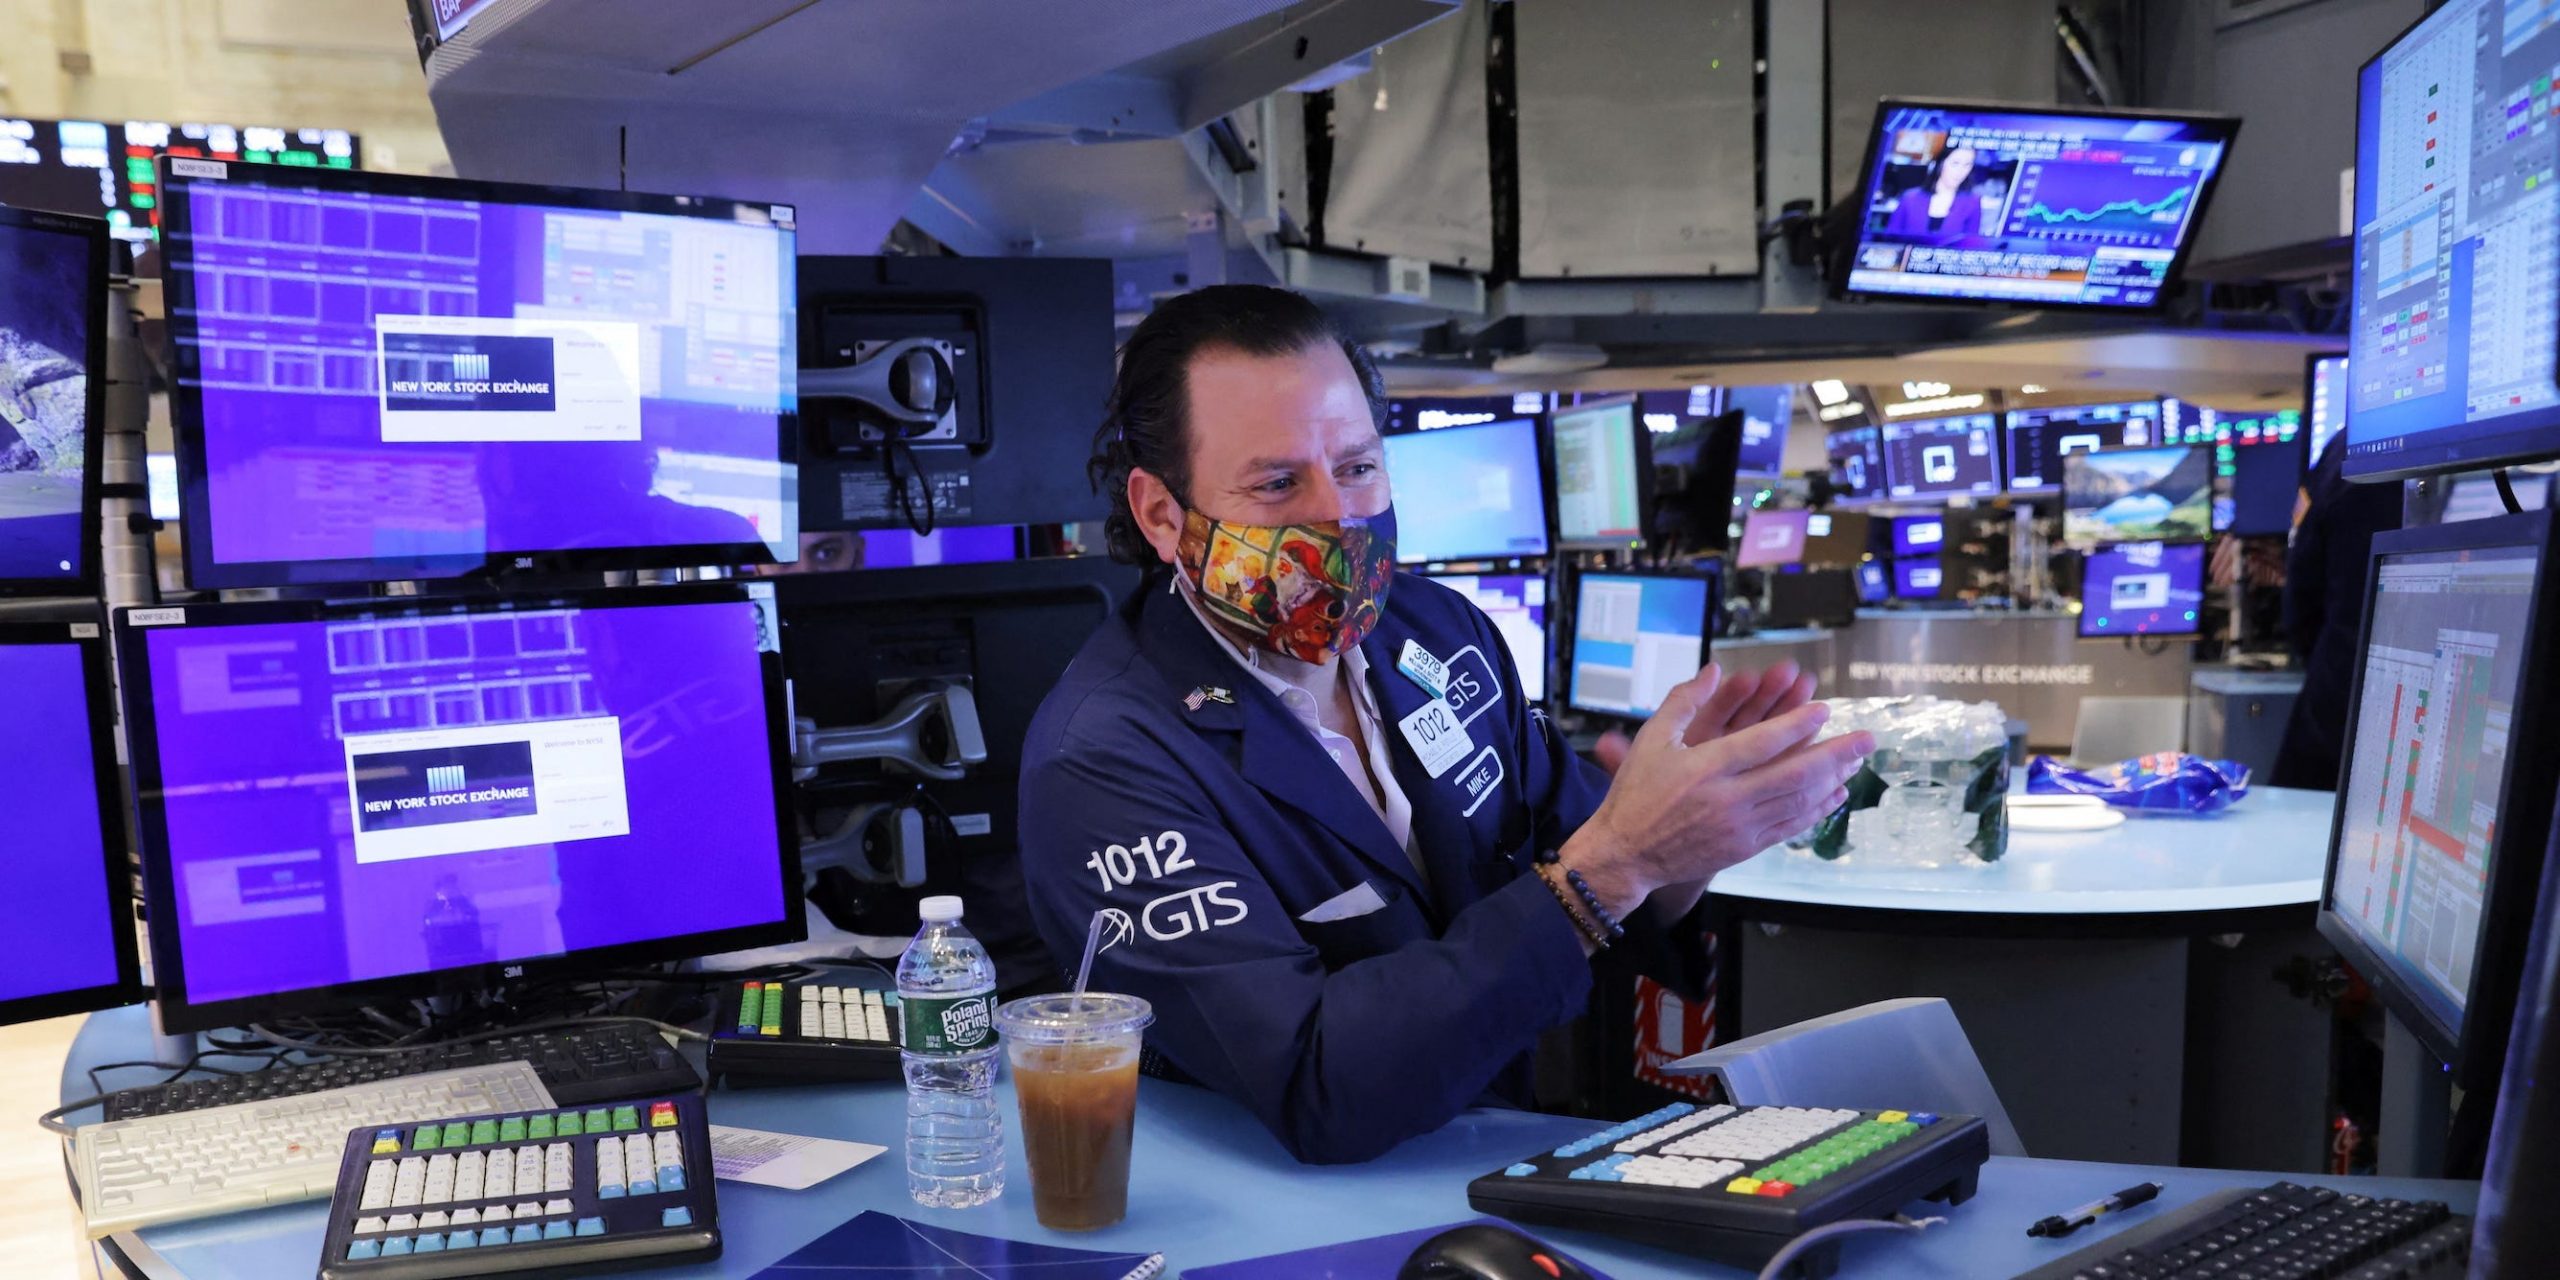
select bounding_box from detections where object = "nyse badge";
[1184,685,1235,712]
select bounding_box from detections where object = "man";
[1017,285,1875,1163]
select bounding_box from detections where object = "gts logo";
[1438,667,1486,712]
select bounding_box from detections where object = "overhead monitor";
[1880,412,2002,501]
[1550,397,1652,552]
[158,160,799,588]
[2077,541,2205,639]
[2004,400,2161,493]
[0,203,107,595]
[2319,512,2560,1085]
[1802,510,1869,566]
[2063,445,2211,545]
[1855,560,1889,605]
[2348,0,2560,481]
[0,118,357,243]
[2208,412,2309,537]
[1736,509,1810,569]
[1891,515,1947,557]
[2307,353,2348,467]
[1380,418,1551,563]
[1825,425,1885,503]
[1568,570,1712,720]
[1841,100,2238,309]
[1892,556,1944,600]
[1424,571,1549,703]
[0,620,143,1024]
[1724,385,1795,476]
[117,584,802,1032]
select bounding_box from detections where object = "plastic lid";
[992,992,1154,1043]
[918,895,964,923]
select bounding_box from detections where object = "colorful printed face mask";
[1176,506,1396,663]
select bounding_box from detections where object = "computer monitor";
[1568,570,1712,720]
[858,525,1022,569]
[158,161,799,588]
[1840,100,2238,309]
[1723,385,1795,476]
[2318,511,2560,1085]
[1802,510,1871,567]
[2063,445,2211,545]
[0,619,143,1024]
[0,204,106,595]
[2307,353,2348,467]
[0,119,357,242]
[2077,541,2205,639]
[1423,571,1550,703]
[2004,400,2162,493]
[1381,418,1551,563]
[1893,557,1944,600]
[1550,397,1652,552]
[1826,425,1885,504]
[1736,509,1810,569]
[1766,568,1860,630]
[2216,421,2309,537]
[1855,560,1889,604]
[1879,412,2002,501]
[117,583,802,1032]
[1891,515,1947,557]
[2347,1,2560,481]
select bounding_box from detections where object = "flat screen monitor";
[1802,510,1870,566]
[0,620,143,1023]
[1,204,107,595]
[2307,353,2348,467]
[1736,509,1810,569]
[1424,571,1549,703]
[2347,0,2560,481]
[1841,100,2238,309]
[117,584,802,1032]
[2213,416,2309,537]
[2005,400,2162,493]
[1381,418,1551,563]
[2319,512,2560,1084]
[1891,515,1947,557]
[1856,560,1889,604]
[0,119,357,243]
[1880,412,2002,501]
[1826,425,1885,503]
[1568,570,1711,720]
[2078,541,2205,638]
[859,525,1021,569]
[1725,385,1795,476]
[1550,397,1651,551]
[2063,445,2212,545]
[1892,557,1945,600]
[159,161,799,588]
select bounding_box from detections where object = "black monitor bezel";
[1564,565,1716,720]
[1381,415,1555,564]
[1549,396,1656,552]
[2304,350,2349,469]
[116,582,805,1034]
[0,614,145,1024]
[1834,96,2241,312]
[2061,442,2214,548]
[155,158,800,590]
[0,203,109,598]
[2074,540,2208,640]
[2315,508,2560,1087]
[1879,410,2007,503]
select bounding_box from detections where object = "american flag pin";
[1185,685,1234,711]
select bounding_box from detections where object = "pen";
[2027,1181,2165,1238]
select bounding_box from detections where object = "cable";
[2493,467,2524,516]
[1753,1214,1946,1280]
[884,437,939,536]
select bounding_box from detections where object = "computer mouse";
[1398,1223,1597,1280]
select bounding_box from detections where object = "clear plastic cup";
[992,993,1153,1230]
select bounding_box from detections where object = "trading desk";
[62,1005,2471,1279]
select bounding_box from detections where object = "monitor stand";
[2377,1010,2452,1178]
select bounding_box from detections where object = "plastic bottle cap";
[918,896,964,923]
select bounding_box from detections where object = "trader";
[1017,285,1875,1164]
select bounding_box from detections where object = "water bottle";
[896,895,1005,1207]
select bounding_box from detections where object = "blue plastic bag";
[2025,751,2251,814]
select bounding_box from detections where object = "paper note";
[709,1124,887,1191]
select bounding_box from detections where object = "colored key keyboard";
[318,1094,718,1279]
[1469,1103,1990,1279]
[707,980,904,1087]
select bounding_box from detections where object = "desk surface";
[1709,779,2335,921]
[67,1008,2470,1280]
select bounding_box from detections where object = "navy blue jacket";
[1017,571,1708,1163]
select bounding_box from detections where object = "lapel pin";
[1185,685,1235,712]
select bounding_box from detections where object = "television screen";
[1842,101,2238,309]
[2347,0,2560,479]
[1892,557,1944,600]
[2005,400,2161,493]
[1380,418,1551,563]
[858,525,1020,568]
[1880,412,2002,500]
[1568,571,1711,719]
[2064,445,2213,545]
[2307,354,2348,468]
[0,118,357,243]
[0,205,105,594]
[2078,541,2205,638]
[1551,398,1649,551]
[1736,509,1810,568]
[1426,571,1549,703]
[1855,560,1889,604]
[1891,515,1947,557]
[2205,410,2307,536]
[1725,385,1795,475]
[1826,425,1885,502]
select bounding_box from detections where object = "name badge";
[1397,639,1449,700]
[1397,696,1475,779]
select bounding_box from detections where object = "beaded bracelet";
[1534,863,1614,950]
[1564,868,1629,942]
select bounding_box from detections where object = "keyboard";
[101,1024,699,1121]
[706,979,903,1087]
[2016,1181,2472,1280]
[1467,1102,1990,1278]
[317,1093,719,1278]
[74,1063,553,1238]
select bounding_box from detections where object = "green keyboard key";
[469,1120,499,1144]
[528,1114,554,1140]
[613,1106,640,1132]
[584,1109,611,1134]
[498,1116,527,1142]
[441,1123,470,1147]
[556,1112,583,1137]
[412,1127,439,1151]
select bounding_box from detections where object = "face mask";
[1176,505,1397,664]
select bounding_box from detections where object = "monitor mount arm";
[790,682,987,783]
[800,337,957,443]
[801,799,931,888]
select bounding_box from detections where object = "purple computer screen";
[2080,541,2205,637]
[0,644,124,1002]
[1737,509,1811,568]
[1893,557,1945,599]
[138,598,790,1006]
[169,176,796,582]
[0,216,94,586]
[1891,514,1947,556]
[859,525,1021,569]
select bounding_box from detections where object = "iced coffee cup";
[992,993,1153,1231]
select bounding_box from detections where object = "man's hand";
[1591,660,1818,776]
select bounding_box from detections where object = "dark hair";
[1088,284,1386,566]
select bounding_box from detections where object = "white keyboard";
[73,1063,553,1238]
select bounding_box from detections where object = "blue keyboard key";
[381,1236,414,1257]
[662,1206,693,1228]
[629,1177,657,1196]
[346,1240,381,1261]
[415,1233,445,1253]
[661,1167,685,1191]
[1911,1112,1940,1125]
[575,1217,606,1238]
[543,1221,572,1240]
[448,1231,476,1250]
[480,1228,510,1248]
[511,1224,541,1244]
[600,1182,625,1199]
[1504,1163,1538,1177]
